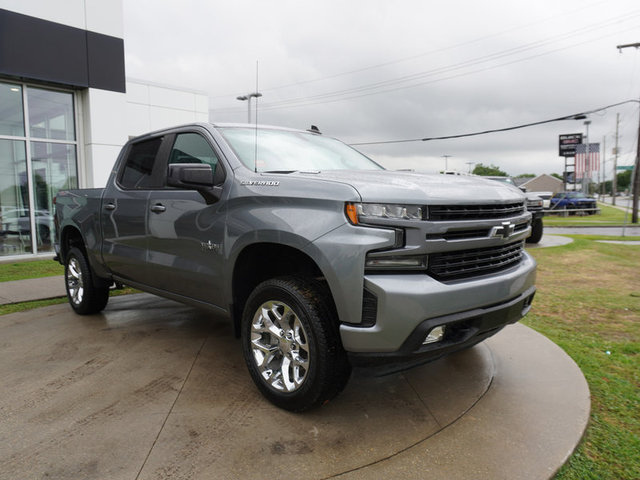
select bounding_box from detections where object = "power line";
[350,100,640,146]
[210,0,611,100]
[212,10,640,113]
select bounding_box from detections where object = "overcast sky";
[122,0,640,178]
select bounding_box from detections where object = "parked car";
[483,177,544,244]
[530,192,552,209]
[0,208,53,244]
[549,192,597,213]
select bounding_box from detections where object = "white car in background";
[530,192,552,209]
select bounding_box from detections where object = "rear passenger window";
[169,133,220,178]
[119,137,163,189]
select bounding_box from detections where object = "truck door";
[101,135,168,285]
[145,131,228,308]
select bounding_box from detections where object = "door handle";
[150,204,166,213]
[104,203,116,211]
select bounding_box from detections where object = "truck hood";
[292,170,525,204]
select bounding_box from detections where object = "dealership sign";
[559,133,583,157]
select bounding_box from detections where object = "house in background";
[0,1,208,259]
[519,174,563,194]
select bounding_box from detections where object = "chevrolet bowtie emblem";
[491,221,516,239]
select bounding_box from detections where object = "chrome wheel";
[250,300,310,392]
[66,256,84,306]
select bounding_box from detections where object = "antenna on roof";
[307,125,321,134]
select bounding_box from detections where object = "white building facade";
[0,1,208,258]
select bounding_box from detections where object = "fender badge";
[200,241,221,253]
[241,180,280,186]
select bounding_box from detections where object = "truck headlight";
[346,202,424,225]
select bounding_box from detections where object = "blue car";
[550,192,597,214]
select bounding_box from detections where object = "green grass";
[544,203,632,226]
[0,259,63,282]
[0,297,68,316]
[524,236,640,479]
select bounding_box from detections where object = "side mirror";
[167,163,214,188]
[167,163,222,204]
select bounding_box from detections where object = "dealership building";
[0,1,208,258]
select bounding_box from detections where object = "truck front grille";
[428,202,525,221]
[428,241,524,281]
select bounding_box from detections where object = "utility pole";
[601,135,606,198]
[617,42,640,223]
[613,113,619,206]
[583,120,591,194]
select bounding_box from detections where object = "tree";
[516,173,535,178]
[617,170,632,191]
[551,173,563,180]
[472,163,508,176]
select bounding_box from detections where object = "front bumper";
[339,252,537,357]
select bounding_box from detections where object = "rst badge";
[200,240,221,253]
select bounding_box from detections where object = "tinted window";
[119,138,163,189]
[169,133,219,173]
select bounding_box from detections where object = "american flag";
[575,143,600,180]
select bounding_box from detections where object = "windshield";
[487,176,515,186]
[218,127,383,172]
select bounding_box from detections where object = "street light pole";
[236,92,262,123]
[442,155,451,171]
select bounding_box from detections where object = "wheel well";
[231,243,327,335]
[60,226,85,262]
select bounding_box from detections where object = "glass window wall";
[0,83,25,136]
[0,140,30,255]
[0,80,78,257]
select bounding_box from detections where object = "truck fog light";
[423,325,446,345]
[365,255,428,269]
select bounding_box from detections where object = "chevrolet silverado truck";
[54,123,536,412]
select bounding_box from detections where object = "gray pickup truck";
[54,123,536,411]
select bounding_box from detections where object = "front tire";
[65,246,110,315]
[241,277,351,412]
[526,217,543,244]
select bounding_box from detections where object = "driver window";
[169,133,220,176]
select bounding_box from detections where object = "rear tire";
[65,246,110,315]
[241,277,351,412]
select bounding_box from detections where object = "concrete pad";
[0,294,589,480]
[0,275,66,305]
[596,240,640,245]
[546,226,640,236]
[526,234,573,249]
